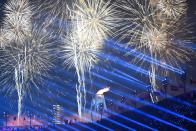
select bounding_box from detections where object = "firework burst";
[0,23,56,117]
[62,0,118,117]
[71,0,119,44]
[62,31,101,118]
[157,0,187,19]
[116,0,158,42]
[138,19,191,64]
[117,0,193,102]
[0,0,33,118]
[3,0,33,43]
[118,0,191,74]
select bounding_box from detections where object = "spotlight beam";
[97,52,164,81]
[106,40,185,74]
[54,67,194,130]
[90,71,196,124]
[52,68,156,130]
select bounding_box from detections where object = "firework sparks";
[62,29,102,117]
[33,0,69,35]
[72,0,119,43]
[62,0,118,117]
[118,0,192,102]
[0,28,9,48]
[3,0,32,43]
[1,0,33,118]
[14,58,25,118]
[116,0,158,42]
[157,0,187,19]
[0,23,56,118]
[118,0,191,69]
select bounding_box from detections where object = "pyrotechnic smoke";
[62,0,118,117]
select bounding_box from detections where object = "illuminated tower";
[53,105,62,124]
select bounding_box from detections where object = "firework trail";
[62,28,102,118]
[117,0,192,102]
[14,56,25,118]
[62,0,118,117]
[116,0,159,95]
[0,0,56,117]
[1,0,33,118]
[0,23,55,118]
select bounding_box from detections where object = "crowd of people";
[0,126,47,131]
